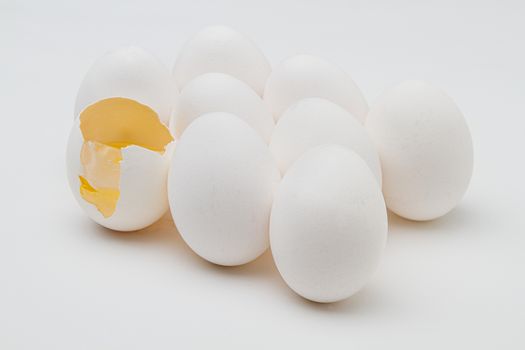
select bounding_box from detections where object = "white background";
[2,0,525,348]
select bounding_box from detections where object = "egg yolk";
[78,97,173,218]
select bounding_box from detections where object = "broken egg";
[173,25,271,95]
[67,47,175,231]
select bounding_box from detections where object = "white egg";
[270,97,382,183]
[168,113,281,266]
[366,80,473,221]
[67,47,174,231]
[264,54,368,123]
[270,144,387,303]
[173,26,271,96]
[75,46,176,124]
[171,73,274,143]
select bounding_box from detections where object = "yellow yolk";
[78,97,173,218]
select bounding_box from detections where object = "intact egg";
[173,26,271,95]
[264,54,368,123]
[75,46,176,124]
[168,113,281,266]
[270,145,387,303]
[365,80,473,221]
[270,97,381,183]
[67,47,175,231]
[171,73,274,143]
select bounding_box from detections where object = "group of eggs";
[67,25,473,303]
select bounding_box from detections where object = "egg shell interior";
[67,114,171,231]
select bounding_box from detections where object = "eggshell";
[270,97,381,183]
[66,119,170,231]
[75,46,175,124]
[168,113,281,266]
[365,80,473,221]
[270,144,387,303]
[69,47,174,231]
[171,73,274,142]
[173,26,271,95]
[264,54,368,123]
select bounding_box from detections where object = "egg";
[365,80,473,221]
[270,145,387,302]
[168,113,281,266]
[173,26,271,96]
[270,97,381,183]
[264,54,368,123]
[67,47,175,231]
[75,46,176,124]
[171,73,274,143]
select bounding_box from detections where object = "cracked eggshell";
[270,144,387,303]
[75,46,176,124]
[171,73,274,143]
[365,80,473,221]
[270,97,382,184]
[66,119,171,231]
[173,26,271,95]
[264,54,368,123]
[168,113,281,266]
[69,47,174,231]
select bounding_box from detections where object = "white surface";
[2,0,525,348]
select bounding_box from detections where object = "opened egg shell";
[67,47,174,231]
